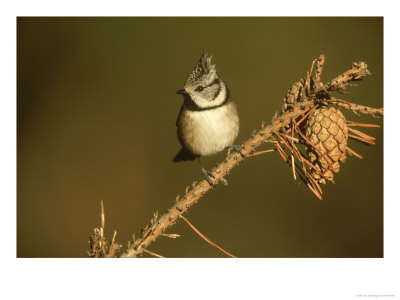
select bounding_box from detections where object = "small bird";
[173,52,242,186]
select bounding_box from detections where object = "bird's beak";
[176,89,186,95]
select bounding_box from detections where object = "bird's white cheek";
[191,86,226,109]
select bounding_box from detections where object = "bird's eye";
[195,86,204,92]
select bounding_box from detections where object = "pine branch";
[89,55,383,258]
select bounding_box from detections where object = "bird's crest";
[185,51,216,85]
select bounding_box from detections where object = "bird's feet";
[227,144,245,158]
[201,167,216,188]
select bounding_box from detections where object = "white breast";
[182,103,239,157]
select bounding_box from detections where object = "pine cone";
[305,106,348,184]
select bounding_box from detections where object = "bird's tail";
[173,148,198,162]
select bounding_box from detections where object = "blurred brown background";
[17,17,383,258]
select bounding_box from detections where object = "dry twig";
[88,200,121,258]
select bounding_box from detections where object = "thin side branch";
[89,201,121,258]
[323,98,383,117]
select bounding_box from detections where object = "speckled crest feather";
[185,52,216,86]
